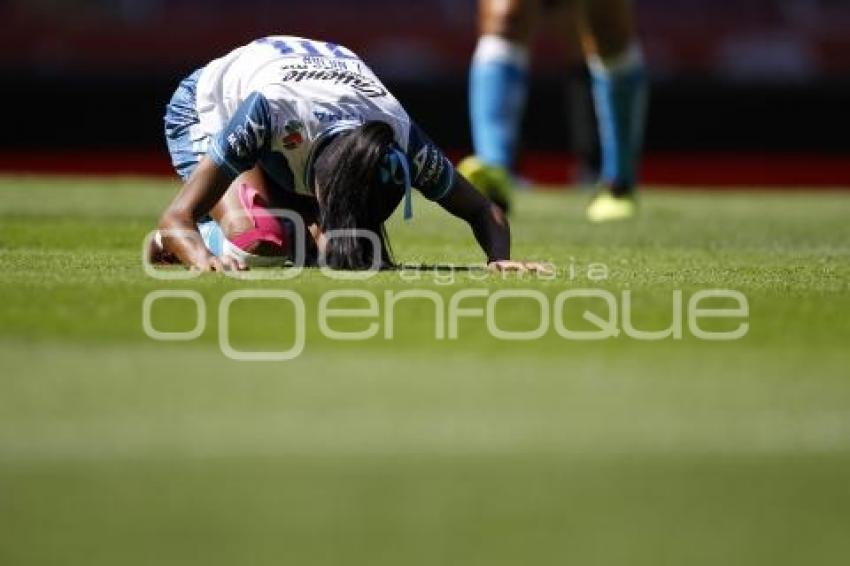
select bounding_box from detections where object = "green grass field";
[1,175,849,565]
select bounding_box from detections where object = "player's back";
[195,36,405,137]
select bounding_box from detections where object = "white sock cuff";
[587,42,644,77]
[221,238,288,268]
[472,35,530,68]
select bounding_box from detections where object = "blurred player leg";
[566,64,602,186]
[580,0,648,222]
[200,167,324,267]
[194,168,291,267]
[459,0,542,212]
[470,0,539,170]
[545,0,601,186]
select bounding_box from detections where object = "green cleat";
[457,156,513,213]
[586,192,638,223]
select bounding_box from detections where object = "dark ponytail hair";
[313,121,403,270]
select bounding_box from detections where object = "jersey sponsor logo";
[302,57,349,70]
[280,68,387,98]
[227,115,267,158]
[281,120,305,150]
[313,110,363,123]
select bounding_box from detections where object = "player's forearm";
[470,203,511,262]
[157,209,214,268]
[438,174,511,262]
[157,158,233,269]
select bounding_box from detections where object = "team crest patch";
[282,120,305,150]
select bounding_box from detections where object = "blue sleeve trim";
[208,140,241,179]
[209,91,273,178]
[406,121,454,202]
[431,165,455,202]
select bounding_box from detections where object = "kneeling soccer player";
[154,35,547,272]
[458,0,648,222]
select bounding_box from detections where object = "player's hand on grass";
[488,260,554,275]
[192,255,247,272]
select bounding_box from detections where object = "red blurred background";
[2,0,849,186]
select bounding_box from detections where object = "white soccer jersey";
[193,36,453,201]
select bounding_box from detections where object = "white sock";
[472,34,530,68]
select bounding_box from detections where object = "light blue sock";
[589,44,648,193]
[469,35,530,170]
[197,220,225,256]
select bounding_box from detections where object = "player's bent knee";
[228,183,289,257]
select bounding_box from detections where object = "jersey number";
[257,37,357,60]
